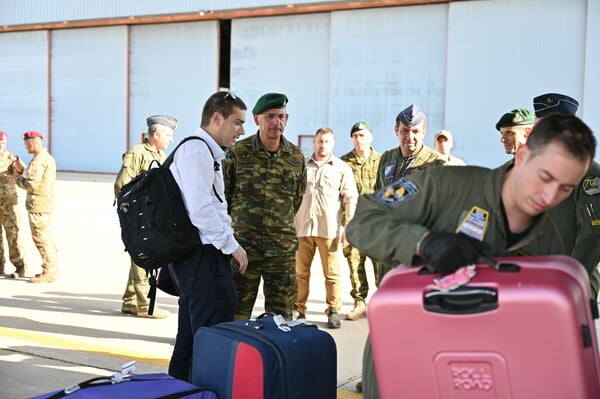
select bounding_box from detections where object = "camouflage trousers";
[28,212,57,274]
[122,259,150,311]
[233,254,297,320]
[0,203,25,272]
[295,236,342,315]
[343,245,379,303]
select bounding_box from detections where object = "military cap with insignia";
[396,104,426,127]
[23,130,43,140]
[146,115,178,130]
[495,108,535,131]
[252,93,289,115]
[533,93,579,118]
[0,131,6,140]
[350,121,372,137]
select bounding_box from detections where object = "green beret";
[350,121,372,137]
[495,108,534,131]
[146,115,178,130]
[252,93,289,115]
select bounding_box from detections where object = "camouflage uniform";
[0,151,26,275]
[340,147,381,302]
[15,147,58,276]
[224,133,306,320]
[375,144,447,280]
[114,141,166,313]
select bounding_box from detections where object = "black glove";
[419,232,489,275]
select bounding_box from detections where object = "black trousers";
[167,244,237,381]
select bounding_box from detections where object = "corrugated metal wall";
[0,0,598,171]
[0,31,48,155]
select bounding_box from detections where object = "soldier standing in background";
[114,115,177,319]
[14,131,57,283]
[340,122,381,320]
[0,131,27,278]
[224,93,306,320]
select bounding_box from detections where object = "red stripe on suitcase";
[232,342,263,399]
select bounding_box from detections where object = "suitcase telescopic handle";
[423,286,499,314]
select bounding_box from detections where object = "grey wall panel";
[51,26,128,172]
[583,0,600,156]
[230,14,331,143]
[0,31,48,158]
[446,0,587,167]
[129,21,219,148]
[329,5,448,157]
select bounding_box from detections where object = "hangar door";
[51,26,128,173]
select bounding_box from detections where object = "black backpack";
[116,136,220,313]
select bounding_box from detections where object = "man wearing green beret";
[224,93,306,320]
[495,108,534,155]
[340,121,381,321]
[114,114,177,319]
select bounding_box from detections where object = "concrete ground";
[0,172,372,398]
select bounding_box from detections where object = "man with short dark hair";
[533,92,600,299]
[168,91,248,381]
[114,114,177,319]
[348,113,597,398]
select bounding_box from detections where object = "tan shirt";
[15,148,56,213]
[295,154,358,239]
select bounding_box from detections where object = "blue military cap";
[146,115,178,130]
[533,93,579,118]
[252,93,289,115]
[396,104,426,127]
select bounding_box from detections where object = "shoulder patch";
[287,155,302,167]
[377,178,419,205]
[582,176,600,195]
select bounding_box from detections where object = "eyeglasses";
[223,91,237,101]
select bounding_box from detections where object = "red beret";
[23,131,43,140]
[0,131,6,140]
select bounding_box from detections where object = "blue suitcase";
[192,313,337,399]
[29,361,216,399]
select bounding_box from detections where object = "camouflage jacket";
[340,147,381,195]
[224,133,306,257]
[0,151,26,205]
[15,148,56,213]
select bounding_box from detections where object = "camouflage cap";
[495,108,535,131]
[146,115,178,130]
[0,131,6,140]
[23,130,43,140]
[533,93,579,118]
[396,104,426,127]
[252,93,289,115]
[350,121,372,137]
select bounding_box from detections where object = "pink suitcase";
[368,256,600,399]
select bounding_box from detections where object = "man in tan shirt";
[294,127,358,329]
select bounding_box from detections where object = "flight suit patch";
[384,164,396,181]
[377,178,419,205]
[455,206,489,241]
[583,176,600,196]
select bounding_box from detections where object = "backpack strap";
[163,135,223,203]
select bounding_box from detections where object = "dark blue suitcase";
[29,372,217,399]
[191,313,337,399]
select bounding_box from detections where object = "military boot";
[346,300,367,320]
[10,266,26,279]
[30,272,56,283]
